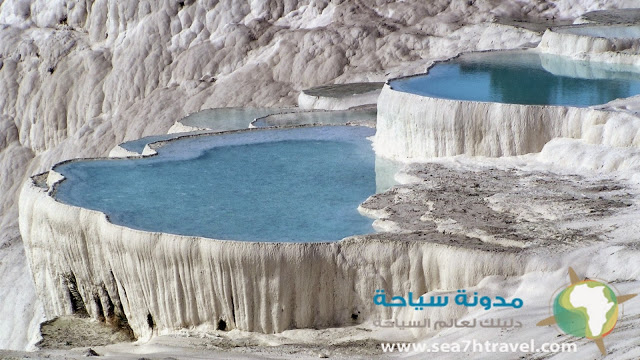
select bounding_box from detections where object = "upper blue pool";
[119,108,290,154]
[53,126,376,242]
[389,51,640,107]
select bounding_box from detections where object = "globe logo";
[537,267,636,355]
[553,280,618,339]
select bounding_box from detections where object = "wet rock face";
[361,163,631,250]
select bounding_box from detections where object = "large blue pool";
[389,51,640,107]
[53,126,377,242]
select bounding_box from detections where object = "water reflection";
[390,51,640,107]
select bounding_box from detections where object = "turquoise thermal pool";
[180,107,286,131]
[119,132,207,153]
[120,108,287,153]
[389,51,640,107]
[53,126,376,242]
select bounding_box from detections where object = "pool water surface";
[54,127,377,242]
[390,51,640,107]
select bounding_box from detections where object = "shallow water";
[120,108,289,153]
[555,24,640,39]
[118,132,206,153]
[390,51,640,107]
[54,127,377,242]
[251,108,377,128]
[180,107,289,130]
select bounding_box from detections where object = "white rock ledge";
[538,26,640,65]
[19,167,529,339]
[375,82,619,160]
[374,47,640,161]
[298,83,384,110]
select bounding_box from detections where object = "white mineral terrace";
[20,131,539,340]
[20,116,640,349]
[375,48,640,162]
[10,5,640,359]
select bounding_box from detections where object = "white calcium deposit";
[297,88,381,110]
[374,79,640,161]
[19,146,640,359]
[538,26,640,65]
[19,168,532,340]
[2,0,640,354]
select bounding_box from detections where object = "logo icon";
[537,267,636,355]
